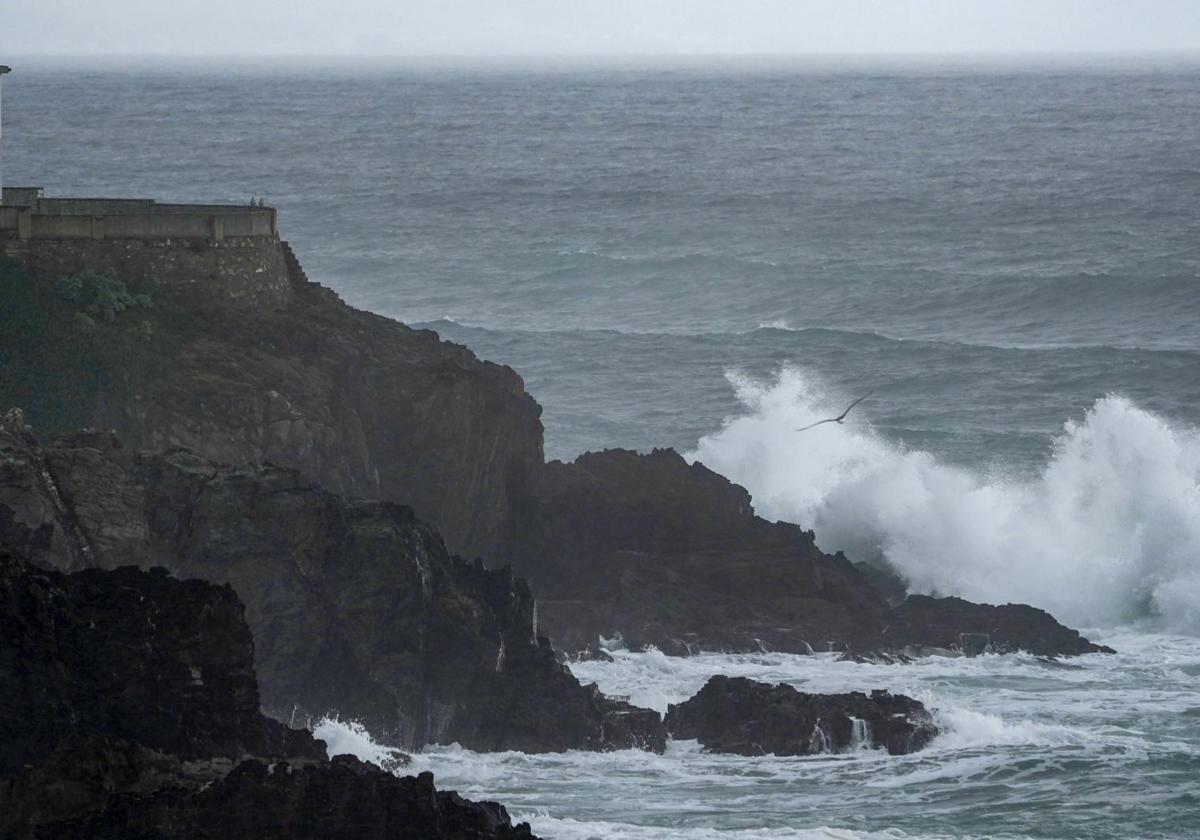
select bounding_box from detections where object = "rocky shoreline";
[0,252,1114,835]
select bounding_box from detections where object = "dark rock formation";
[0,553,539,839]
[499,447,1112,659]
[878,594,1116,657]
[499,448,888,655]
[0,737,242,836]
[665,675,938,756]
[0,419,664,753]
[0,257,542,561]
[0,551,323,776]
[0,250,1112,663]
[12,749,537,840]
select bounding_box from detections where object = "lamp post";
[0,65,10,204]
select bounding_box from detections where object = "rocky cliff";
[0,256,542,561]
[500,447,888,654]
[0,251,1110,662]
[0,552,539,839]
[0,415,664,753]
[45,757,539,840]
[0,552,322,776]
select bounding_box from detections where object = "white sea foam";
[388,639,1200,840]
[312,716,402,768]
[686,366,1200,632]
[515,816,964,840]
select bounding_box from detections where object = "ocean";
[7,57,1200,838]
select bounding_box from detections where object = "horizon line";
[5,49,1200,61]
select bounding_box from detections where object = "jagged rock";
[0,427,663,753]
[0,552,323,777]
[878,595,1115,657]
[0,737,239,835]
[0,556,539,839]
[0,258,542,561]
[500,448,889,654]
[23,754,538,840]
[0,257,1113,663]
[665,675,938,757]
[496,448,1114,659]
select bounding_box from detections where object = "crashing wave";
[687,366,1200,632]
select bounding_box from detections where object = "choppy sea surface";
[8,58,1200,838]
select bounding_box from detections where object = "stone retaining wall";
[0,235,293,309]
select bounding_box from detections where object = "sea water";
[8,57,1200,837]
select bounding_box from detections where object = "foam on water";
[516,817,965,840]
[394,641,1200,838]
[687,366,1200,632]
[312,716,400,767]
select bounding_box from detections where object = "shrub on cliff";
[0,260,168,438]
[55,269,152,324]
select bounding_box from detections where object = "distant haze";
[4,0,1200,57]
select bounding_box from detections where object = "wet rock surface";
[499,447,1111,659]
[11,744,537,835]
[0,262,543,562]
[0,552,323,776]
[0,422,663,753]
[877,594,1116,657]
[0,255,1111,677]
[665,675,939,757]
[501,448,890,655]
[0,554,540,839]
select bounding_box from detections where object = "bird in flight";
[796,390,875,432]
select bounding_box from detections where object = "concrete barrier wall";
[0,202,276,241]
[34,198,156,215]
[2,210,274,242]
[29,215,97,238]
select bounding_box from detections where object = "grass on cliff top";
[0,259,183,439]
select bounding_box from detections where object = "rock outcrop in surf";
[500,447,886,654]
[878,594,1115,658]
[0,552,539,839]
[665,675,939,756]
[499,446,1112,658]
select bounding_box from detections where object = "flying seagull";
[796,390,875,432]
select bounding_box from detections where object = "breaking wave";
[313,716,401,767]
[687,366,1200,632]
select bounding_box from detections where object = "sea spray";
[312,716,410,772]
[687,366,1200,632]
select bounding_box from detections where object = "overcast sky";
[4,0,1200,57]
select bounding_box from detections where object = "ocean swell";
[687,366,1200,632]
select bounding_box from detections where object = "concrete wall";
[0,235,294,309]
[0,188,277,242]
[3,208,277,241]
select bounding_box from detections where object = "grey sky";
[4,0,1200,57]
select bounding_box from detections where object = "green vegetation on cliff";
[0,260,176,438]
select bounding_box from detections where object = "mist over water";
[689,367,1200,632]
